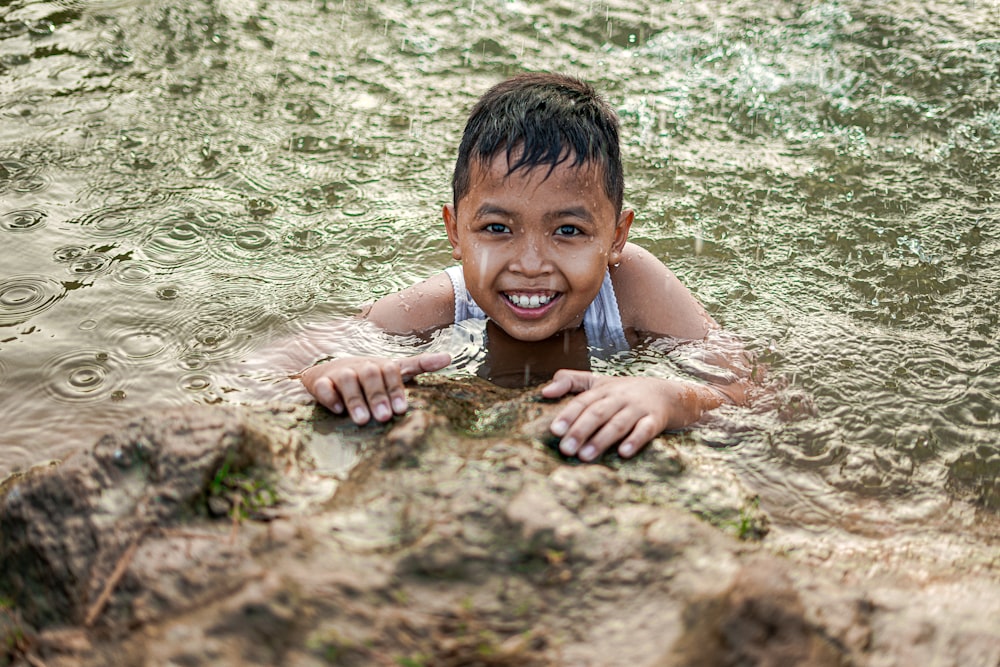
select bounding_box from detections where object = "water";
[1,0,998,559]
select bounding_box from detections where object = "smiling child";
[301,73,750,462]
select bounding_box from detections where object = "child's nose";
[509,239,551,275]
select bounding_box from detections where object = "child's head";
[451,73,624,215]
[443,74,633,343]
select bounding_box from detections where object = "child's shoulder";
[364,270,455,335]
[611,242,717,339]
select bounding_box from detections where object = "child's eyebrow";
[472,204,593,223]
[473,204,510,219]
[544,207,593,222]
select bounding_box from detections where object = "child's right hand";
[300,352,451,425]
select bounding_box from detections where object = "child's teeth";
[509,293,551,308]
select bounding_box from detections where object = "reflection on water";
[0,0,998,558]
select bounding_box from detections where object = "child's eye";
[556,224,582,236]
[484,222,510,233]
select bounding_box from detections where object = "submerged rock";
[0,377,997,666]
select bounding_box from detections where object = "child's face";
[444,152,633,342]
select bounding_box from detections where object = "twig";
[229,495,242,545]
[24,653,47,667]
[84,528,148,627]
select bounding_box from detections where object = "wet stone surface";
[1,377,999,666]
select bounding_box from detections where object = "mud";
[2,377,998,666]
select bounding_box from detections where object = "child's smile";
[444,151,633,342]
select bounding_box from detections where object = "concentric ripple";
[142,219,210,270]
[0,275,65,326]
[0,159,48,195]
[112,262,156,285]
[52,245,90,263]
[42,349,126,404]
[69,206,142,238]
[206,223,278,264]
[68,254,112,276]
[1,208,47,232]
[179,373,213,393]
[111,323,174,362]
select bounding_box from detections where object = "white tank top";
[444,266,629,352]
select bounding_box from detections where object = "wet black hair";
[451,73,624,214]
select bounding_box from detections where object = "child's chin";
[493,322,562,343]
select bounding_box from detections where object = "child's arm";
[612,242,719,339]
[299,272,456,424]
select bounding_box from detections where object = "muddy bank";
[2,377,998,666]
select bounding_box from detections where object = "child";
[301,73,749,462]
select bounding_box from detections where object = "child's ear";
[608,209,634,266]
[443,204,462,261]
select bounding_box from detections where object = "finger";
[617,415,661,459]
[541,369,596,399]
[379,361,409,417]
[398,352,451,381]
[355,361,395,422]
[575,408,639,462]
[550,391,606,456]
[312,376,345,414]
[335,370,371,425]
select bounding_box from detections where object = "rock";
[0,404,310,631]
[662,557,850,667]
[0,376,998,666]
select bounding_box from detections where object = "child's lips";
[501,290,561,317]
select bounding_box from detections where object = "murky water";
[1,0,998,555]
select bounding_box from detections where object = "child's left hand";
[541,370,726,462]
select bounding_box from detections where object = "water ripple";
[1,208,47,232]
[0,275,66,327]
[42,348,127,404]
[205,222,279,265]
[179,372,213,393]
[109,321,175,362]
[69,206,142,238]
[52,245,91,263]
[172,280,276,362]
[67,253,113,276]
[0,159,49,195]
[141,218,211,271]
[111,262,156,285]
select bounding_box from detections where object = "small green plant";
[396,655,428,667]
[1,607,29,665]
[734,497,767,541]
[206,451,279,519]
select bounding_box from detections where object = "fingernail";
[559,437,578,456]
[352,407,369,423]
[551,419,568,436]
[332,402,344,414]
[619,442,635,457]
[373,404,391,421]
[392,397,407,413]
[579,445,596,460]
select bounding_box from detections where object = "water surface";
[1,0,998,560]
